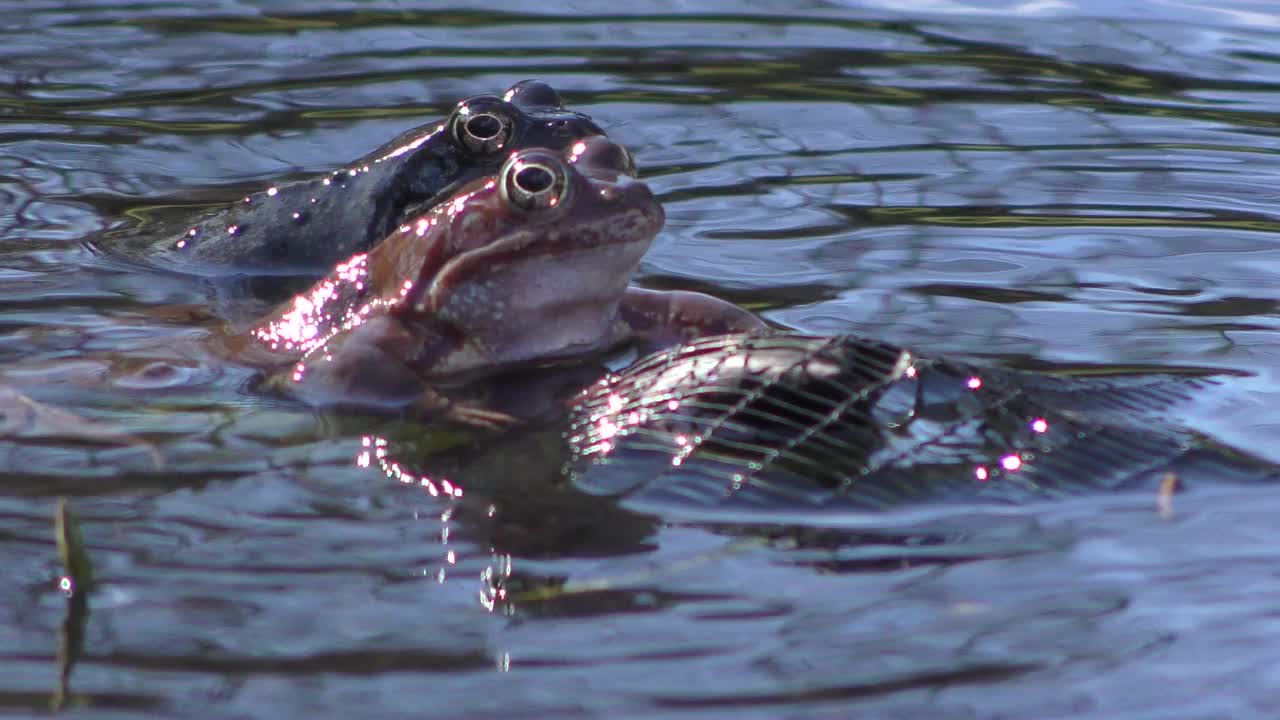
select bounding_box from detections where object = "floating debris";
[1157,472,1180,520]
[53,498,93,711]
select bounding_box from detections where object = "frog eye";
[448,95,516,155]
[500,152,572,212]
[503,80,564,109]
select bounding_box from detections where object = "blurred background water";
[4,0,1280,717]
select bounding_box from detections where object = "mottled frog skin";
[105,80,605,277]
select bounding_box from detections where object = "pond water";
[4,1,1280,717]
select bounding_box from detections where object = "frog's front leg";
[618,287,770,352]
[264,316,519,429]
[412,390,521,430]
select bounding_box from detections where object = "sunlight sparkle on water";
[598,419,618,440]
[1031,418,1048,433]
[356,435,465,499]
[967,376,982,390]
[1001,454,1022,471]
[975,466,989,481]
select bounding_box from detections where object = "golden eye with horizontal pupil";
[501,153,571,212]
[448,96,515,155]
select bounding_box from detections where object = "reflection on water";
[567,333,1276,514]
[4,0,1280,717]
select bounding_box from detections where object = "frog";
[233,135,767,423]
[99,80,607,278]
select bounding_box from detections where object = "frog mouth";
[404,185,663,317]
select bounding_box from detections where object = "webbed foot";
[413,391,520,430]
[619,287,769,352]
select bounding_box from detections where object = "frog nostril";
[465,113,503,142]
[515,166,554,194]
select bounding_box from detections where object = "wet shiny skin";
[102,80,606,277]
[245,136,666,410]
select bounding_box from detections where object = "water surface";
[4,1,1280,717]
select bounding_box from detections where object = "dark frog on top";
[102,80,605,276]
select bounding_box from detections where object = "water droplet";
[291,211,308,225]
